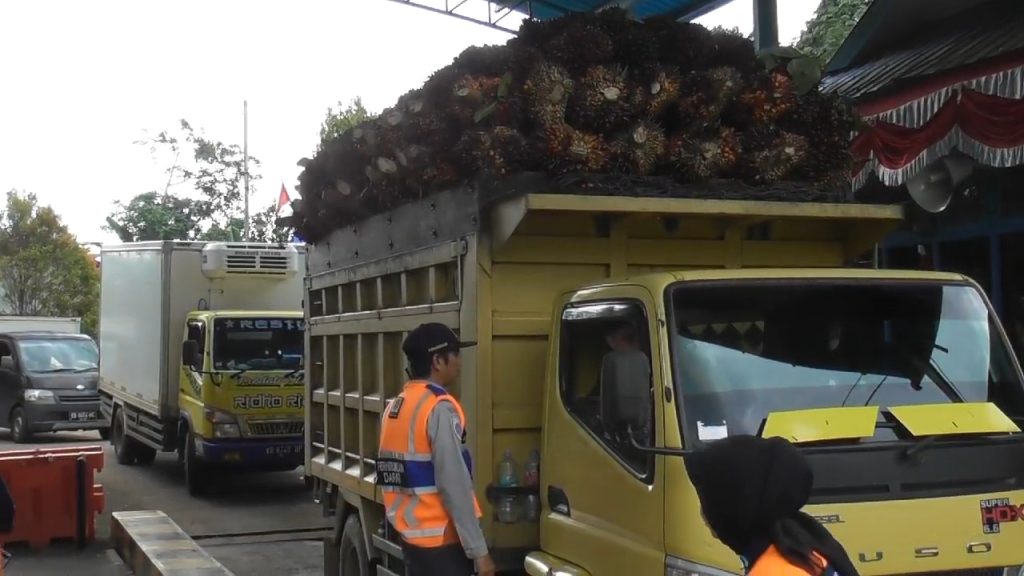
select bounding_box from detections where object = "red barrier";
[0,445,105,549]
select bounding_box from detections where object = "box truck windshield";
[19,338,98,373]
[211,317,304,372]
[669,280,1024,444]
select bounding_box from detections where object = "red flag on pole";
[277,183,291,214]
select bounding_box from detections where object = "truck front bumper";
[23,398,106,433]
[195,437,304,469]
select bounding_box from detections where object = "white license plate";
[265,445,300,456]
[69,411,97,422]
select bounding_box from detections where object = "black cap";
[402,323,476,361]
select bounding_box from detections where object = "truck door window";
[187,321,205,370]
[0,342,13,371]
[560,301,654,477]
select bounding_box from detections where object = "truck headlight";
[666,557,739,576]
[204,408,240,439]
[1002,566,1024,576]
[24,389,55,403]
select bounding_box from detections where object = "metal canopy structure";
[386,0,734,34]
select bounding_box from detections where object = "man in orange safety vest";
[376,323,495,576]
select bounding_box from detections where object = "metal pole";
[753,0,779,51]
[243,100,250,241]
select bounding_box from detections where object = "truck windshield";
[211,318,304,371]
[669,281,1024,446]
[18,338,98,373]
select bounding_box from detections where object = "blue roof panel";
[519,0,730,22]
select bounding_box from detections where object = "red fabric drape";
[851,88,1024,174]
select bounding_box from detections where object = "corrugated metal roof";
[821,4,1024,102]
[519,0,730,21]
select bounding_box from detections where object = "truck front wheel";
[339,514,370,576]
[184,427,208,497]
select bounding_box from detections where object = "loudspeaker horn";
[905,153,976,213]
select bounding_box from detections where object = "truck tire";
[112,406,139,465]
[98,427,111,441]
[184,427,208,497]
[339,515,370,576]
[10,407,31,444]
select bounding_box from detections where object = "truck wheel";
[339,515,370,576]
[184,428,207,497]
[10,407,31,444]
[112,407,139,465]
[98,427,111,441]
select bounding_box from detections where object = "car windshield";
[669,281,1024,446]
[18,338,98,373]
[211,317,304,371]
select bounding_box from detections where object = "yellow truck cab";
[99,241,307,496]
[304,187,1024,576]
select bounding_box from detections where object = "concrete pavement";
[0,430,330,575]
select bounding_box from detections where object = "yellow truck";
[304,187,1024,575]
[99,241,307,496]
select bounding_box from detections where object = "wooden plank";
[524,193,905,221]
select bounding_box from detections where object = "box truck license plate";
[69,411,97,422]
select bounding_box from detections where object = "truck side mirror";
[182,340,200,369]
[599,350,652,442]
[0,356,13,371]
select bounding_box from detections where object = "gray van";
[0,332,106,443]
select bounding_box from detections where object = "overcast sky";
[0,0,818,243]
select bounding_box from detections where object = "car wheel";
[10,407,31,444]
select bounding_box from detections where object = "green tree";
[0,190,100,335]
[319,97,374,149]
[107,119,292,242]
[795,0,871,65]
[105,192,208,242]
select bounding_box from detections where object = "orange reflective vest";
[748,545,832,576]
[376,381,482,548]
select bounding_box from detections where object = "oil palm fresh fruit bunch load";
[543,122,611,174]
[611,121,668,175]
[523,62,575,127]
[454,127,534,176]
[669,126,741,181]
[674,67,747,132]
[292,9,861,243]
[567,65,638,134]
[739,128,810,185]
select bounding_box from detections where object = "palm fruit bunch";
[291,9,860,243]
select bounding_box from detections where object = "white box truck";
[99,241,308,495]
[0,317,81,334]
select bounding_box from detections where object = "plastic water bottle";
[496,449,520,524]
[523,449,540,487]
[497,449,518,487]
[523,493,541,522]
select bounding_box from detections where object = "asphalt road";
[0,429,330,576]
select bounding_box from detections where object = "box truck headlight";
[24,389,55,403]
[666,557,738,576]
[204,407,240,438]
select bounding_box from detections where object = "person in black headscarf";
[684,435,859,576]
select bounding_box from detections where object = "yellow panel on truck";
[305,185,1024,576]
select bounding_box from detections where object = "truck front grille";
[249,421,303,436]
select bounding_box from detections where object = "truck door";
[541,289,665,575]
